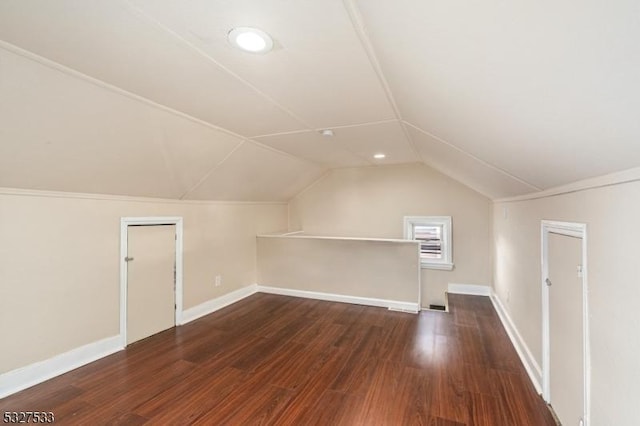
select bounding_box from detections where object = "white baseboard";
[448,283,492,296]
[181,284,258,324]
[490,291,543,394]
[0,335,121,399]
[256,285,420,313]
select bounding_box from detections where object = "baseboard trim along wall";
[447,283,492,296]
[489,291,543,394]
[257,285,420,313]
[181,284,259,324]
[0,335,121,399]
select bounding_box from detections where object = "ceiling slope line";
[246,137,330,169]
[123,0,316,131]
[341,0,402,120]
[0,187,287,205]
[341,0,422,162]
[0,40,244,145]
[251,118,401,140]
[178,141,247,200]
[251,129,315,140]
[0,40,322,172]
[403,121,541,192]
[286,169,333,202]
[494,166,640,204]
[178,139,328,200]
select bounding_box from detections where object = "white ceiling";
[1,0,639,200]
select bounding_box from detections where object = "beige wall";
[289,163,492,306]
[257,235,420,304]
[493,180,640,425]
[0,190,287,374]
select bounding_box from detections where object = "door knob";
[125,257,134,262]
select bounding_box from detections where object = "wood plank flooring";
[0,294,556,425]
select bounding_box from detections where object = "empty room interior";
[1,1,639,425]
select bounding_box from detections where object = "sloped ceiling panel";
[0,47,242,198]
[254,131,370,169]
[0,0,306,136]
[335,121,418,165]
[127,0,396,131]
[184,142,325,202]
[254,121,418,168]
[356,0,640,190]
[405,123,538,199]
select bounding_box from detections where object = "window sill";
[421,262,454,271]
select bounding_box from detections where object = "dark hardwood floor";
[1,293,556,425]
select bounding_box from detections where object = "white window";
[404,216,453,270]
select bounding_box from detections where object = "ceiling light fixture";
[320,129,334,137]
[373,153,386,159]
[228,27,273,53]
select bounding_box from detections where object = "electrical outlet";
[215,275,222,287]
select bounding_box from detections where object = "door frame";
[119,217,184,347]
[541,220,589,426]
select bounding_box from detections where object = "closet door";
[126,225,176,345]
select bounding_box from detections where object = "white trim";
[255,230,304,237]
[0,336,121,399]
[448,283,492,296]
[256,285,420,313]
[425,262,454,271]
[541,220,590,426]
[280,230,304,236]
[495,166,640,203]
[490,291,543,394]
[257,234,420,245]
[0,186,286,205]
[252,119,400,140]
[182,285,259,324]
[120,217,184,347]
[417,239,422,307]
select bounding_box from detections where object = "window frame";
[404,216,453,270]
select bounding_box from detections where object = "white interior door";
[548,232,584,425]
[126,224,176,345]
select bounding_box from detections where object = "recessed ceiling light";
[228,27,273,53]
[373,153,386,159]
[320,129,334,137]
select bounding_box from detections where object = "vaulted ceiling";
[1,0,639,200]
